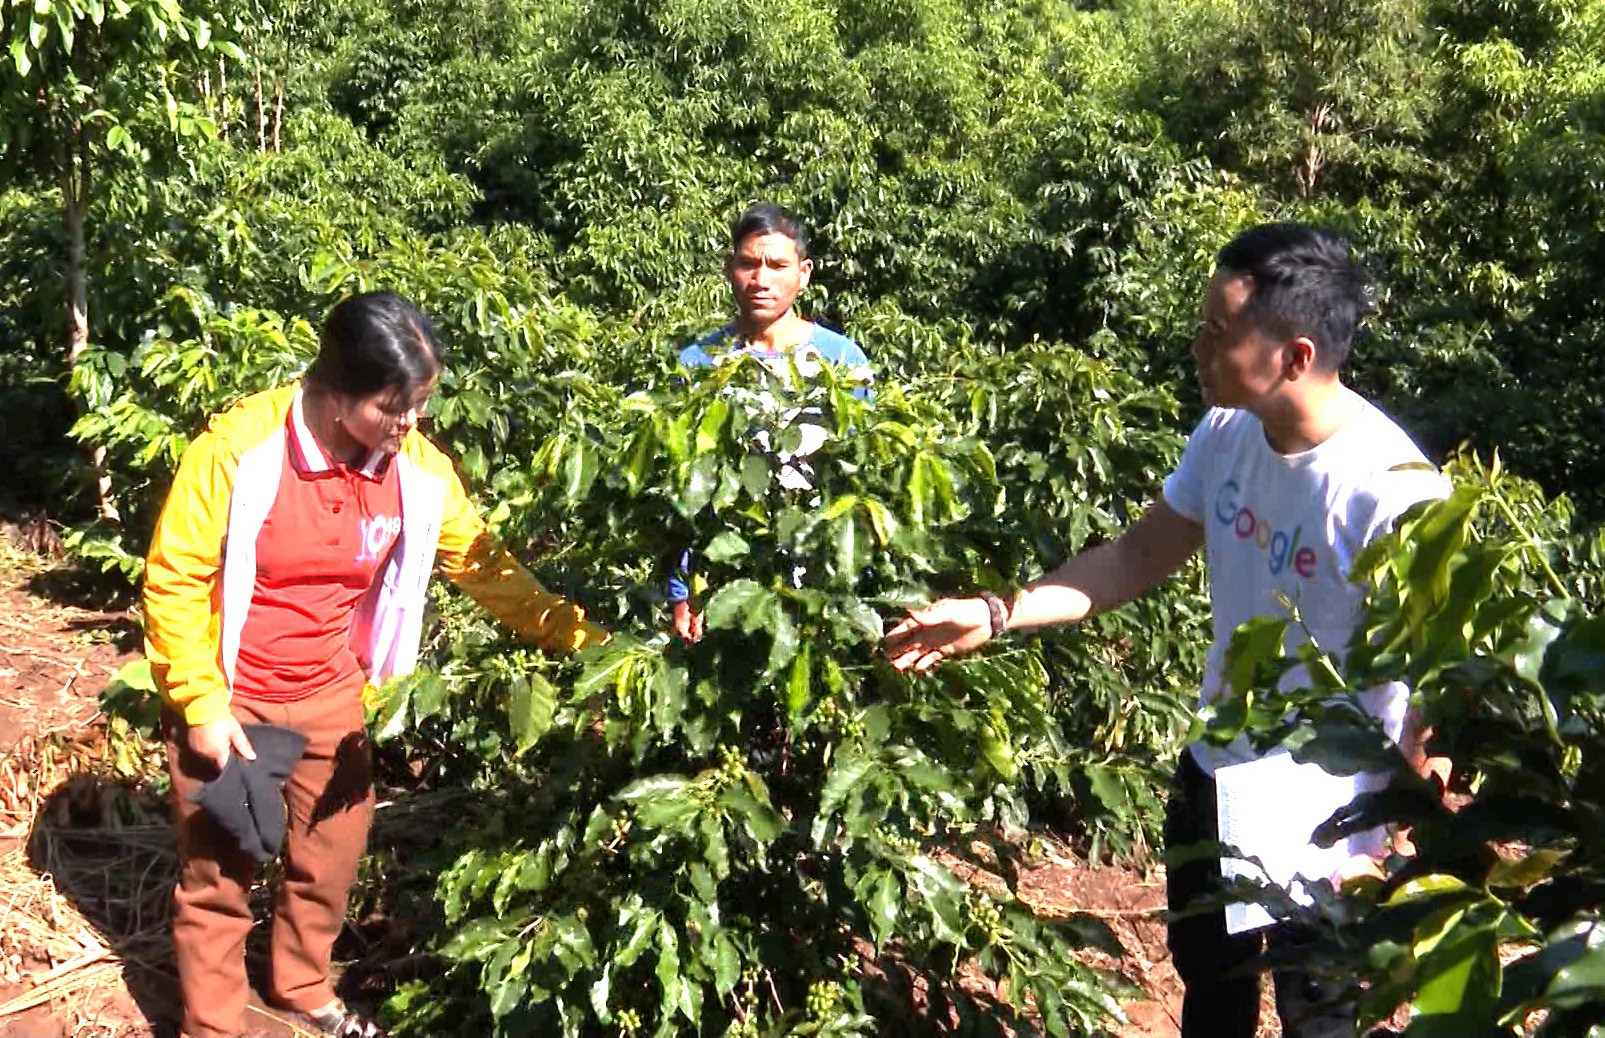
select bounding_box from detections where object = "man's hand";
[882,497,1200,673]
[672,600,704,644]
[1389,754,1453,857]
[1421,754,1452,791]
[187,715,256,772]
[1330,852,1387,888]
[884,598,992,672]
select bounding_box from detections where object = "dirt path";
[0,530,1280,1038]
[0,558,137,782]
[0,531,150,1037]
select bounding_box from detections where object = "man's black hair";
[730,202,810,260]
[1216,223,1373,372]
[306,291,441,400]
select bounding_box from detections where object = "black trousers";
[1165,751,1360,1038]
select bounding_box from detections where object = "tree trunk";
[62,154,118,523]
[272,80,283,152]
[254,64,265,152]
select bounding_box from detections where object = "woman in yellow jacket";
[143,292,603,1038]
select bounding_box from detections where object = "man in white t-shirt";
[883,223,1446,1038]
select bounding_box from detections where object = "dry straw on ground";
[0,726,423,1036]
[0,729,178,1024]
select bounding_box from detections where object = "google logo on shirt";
[1213,480,1319,579]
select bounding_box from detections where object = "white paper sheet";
[1214,752,1362,934]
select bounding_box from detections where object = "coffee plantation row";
[6,0,1605,1034]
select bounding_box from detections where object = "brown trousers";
[166,675,373,1038]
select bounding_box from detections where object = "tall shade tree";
[1145,0,1440,201]
[0,0,231,519]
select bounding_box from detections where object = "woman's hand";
[187,715,257,772]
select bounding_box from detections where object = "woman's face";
[341,376,437,455]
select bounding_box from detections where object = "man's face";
[1191,272,1288,411]
[726,232,813,328]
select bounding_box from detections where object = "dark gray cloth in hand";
[189,722,308,863]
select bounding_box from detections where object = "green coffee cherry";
[710,744,745,789]
[805,980,844,1020]
[968,893,1005,941]
[877,828,918,855]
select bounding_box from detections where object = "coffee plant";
[930,348,1205,860]
[1203,455,1605,1036]
[372,360,1138,1036]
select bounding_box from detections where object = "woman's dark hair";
[730,202,810,260]
[1216,223,1374,373]
[305,291,441,399]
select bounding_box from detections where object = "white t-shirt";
[1163,400,1449,775]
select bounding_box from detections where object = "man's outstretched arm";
[883,495,1203,672]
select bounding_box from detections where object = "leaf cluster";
[1205,455,1605,1035]
[372,364,1140,1036]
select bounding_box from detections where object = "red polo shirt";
[231,394,403,702]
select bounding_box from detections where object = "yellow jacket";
[144,383,603,726]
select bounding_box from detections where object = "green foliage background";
[11,0,1605,523]
[6,0,1605,1033]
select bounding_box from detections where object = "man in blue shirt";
[670,203,872,642]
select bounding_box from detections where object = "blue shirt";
[677,323,873,389]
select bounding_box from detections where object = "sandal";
[303,1001,388,1038]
